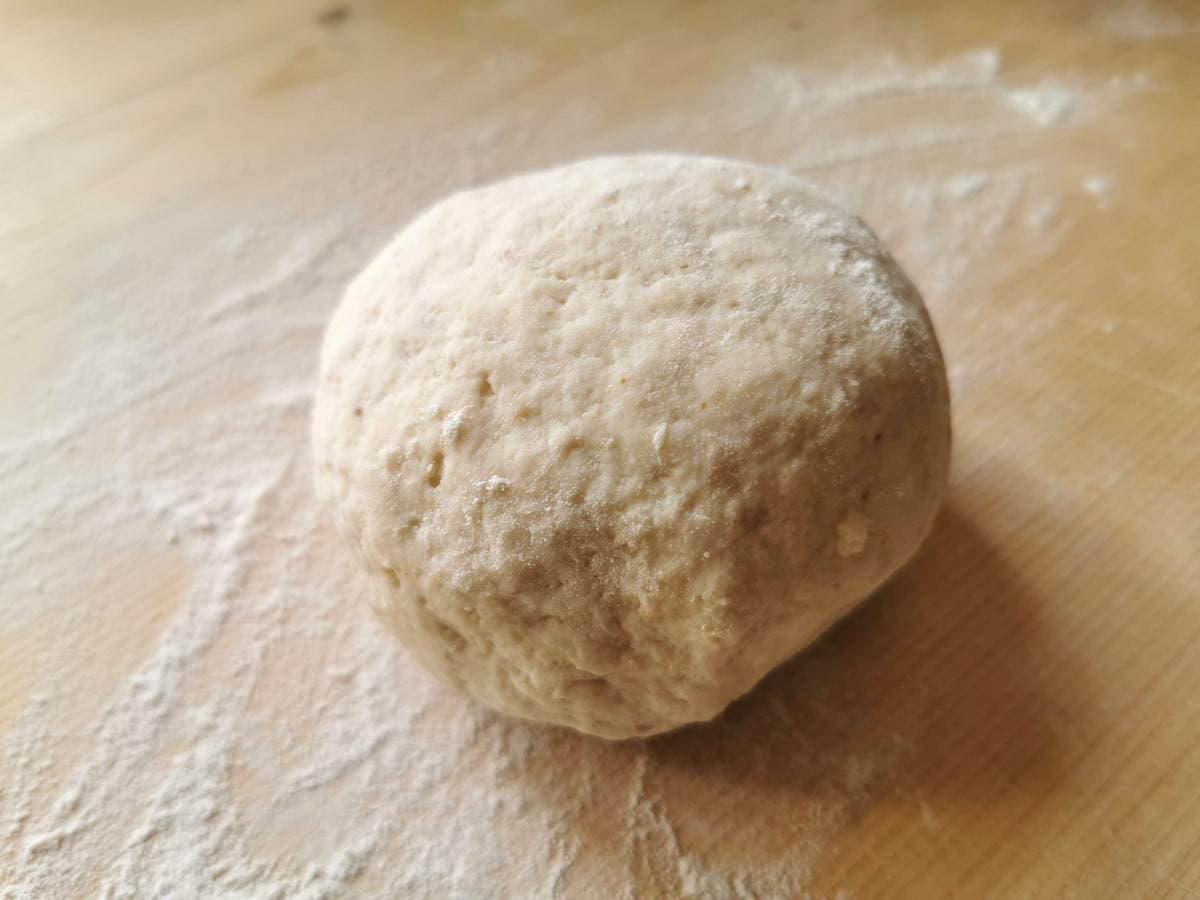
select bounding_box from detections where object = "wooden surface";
[3,1,1199,896]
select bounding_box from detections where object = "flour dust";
[0,37,1137,899]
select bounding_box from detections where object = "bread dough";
[312,155,950,739]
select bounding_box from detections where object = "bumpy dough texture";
[313,155,951,739]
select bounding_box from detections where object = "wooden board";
[3,1,1198,896]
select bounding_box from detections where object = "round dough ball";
[312,155,950,739]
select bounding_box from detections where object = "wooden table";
[3,1,1198,896]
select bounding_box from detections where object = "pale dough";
[312,155,950,739]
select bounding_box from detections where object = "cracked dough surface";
[312,155,951,739]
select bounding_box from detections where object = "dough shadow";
[631,492,1076,873]
[503,477,1082,887]
[670,503,1040,746]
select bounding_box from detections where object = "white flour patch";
[1003,82,1077,127]
[1085,174,1116,207]
[1094,2,1191,40]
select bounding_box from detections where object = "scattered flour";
[1094,2,1192,40]
[0,30,1142,899]
[441,407,470,445]
[1085,174,1116,206]
[1027,199,1061,233]
[1002,82,1078,127]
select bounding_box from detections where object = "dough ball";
[312,155,950,739]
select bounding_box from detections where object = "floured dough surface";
[312,154,950,739]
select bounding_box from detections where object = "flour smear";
[1,40,1136,898]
